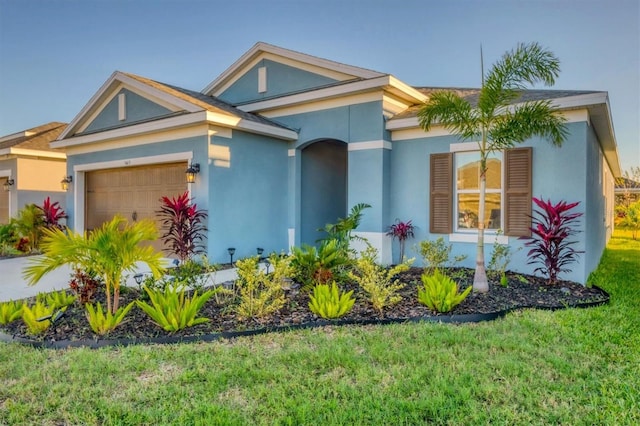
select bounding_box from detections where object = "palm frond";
[479,42,561,114]
[489,100,568,149]
[417,91,479,140]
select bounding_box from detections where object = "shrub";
[616,200,640,240]
[21,301,55,335]
[418,269,472,313]
[522,197,584,284]
[308,282,355,319]
[386,219,415,263]
[291,239,351,289]
[68,269,101,305]
[487,230,518,287]
[168,257,217,291]
[234,254,291,321]
[23,215,164,315]
[158,191,208,261]
[12,204,44,252]
[317,203,371,255]
[0,223,20,256]
[417,237,467,275]
[0,300,23,325]
[85,302,134,336]
[348,247,413,314]
[37,197,66,230]
[42,289,76,310]
[136,285,216,332]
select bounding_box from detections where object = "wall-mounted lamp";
[3,178,14,192]
[61,175,73,191]
[185,163,200,183]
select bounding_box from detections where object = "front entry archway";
[300,139,347,246]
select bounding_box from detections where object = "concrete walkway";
[0,256,239,302]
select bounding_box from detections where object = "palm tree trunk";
[474,162,489,293]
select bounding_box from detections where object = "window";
[455,151,502,232]
[430,147,531,237]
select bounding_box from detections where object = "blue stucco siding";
[583,123,607,281]
[207,131,289,262]
[348,148,389,232]
[83,89,173,134]
[389,121,594,283]
[218,59,339,105]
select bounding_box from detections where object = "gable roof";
[0,122,67,158]
[57,71,297,144]
[202,42,386,97]
[616,177,640,191]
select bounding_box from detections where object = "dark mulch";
[0,268,609,344]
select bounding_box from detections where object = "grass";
[1,232,639,425]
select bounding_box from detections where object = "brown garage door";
[86,162,187,253]
[0,177,9,224]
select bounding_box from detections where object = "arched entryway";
[300,139,347,246]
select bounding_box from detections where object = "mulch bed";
[0,268,609,346]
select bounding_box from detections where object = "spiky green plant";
[43,289,76,310]
[21,301,55,335]
[136,285,217,332]
[308,282,355,319]
[85,302,134,336]
[418,269,472,313]
[23,215,164,314]
[418,42,568,293]
[0,300,24,325]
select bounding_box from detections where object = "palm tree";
[417,42,568,293]
[24,215,165,314]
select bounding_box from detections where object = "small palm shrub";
[418,269,472,313]
[318,202,371,255]
[158,192,208,262]
[386,219,415,263]
[21,301,55,335]
[0,223,20,256]
[522,197,584,284]
[85,302,134,336]
[291,239,350,289]
[24,215,164,315]
[348,247,413,314]
[417,237,467,275]
[0,300,24,325]
[308,282,355,319]
[136,285,217,332]
[235,254,291,321]
[12,204,45,252]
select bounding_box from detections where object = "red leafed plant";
[522,197,583,284]
[386,219,415,263]
[158,191,208,261]
[38,197,67,230]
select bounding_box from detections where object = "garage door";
[86,162,187,253]
[0,177,9,224]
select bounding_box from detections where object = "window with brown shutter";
[504,147,532,237]
[430,153,453,233]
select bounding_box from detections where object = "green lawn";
[1,233,639,425]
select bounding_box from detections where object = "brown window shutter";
[504,147,532,237]
[430,153,453,234]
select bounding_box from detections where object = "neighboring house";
[0,122,68,224]
[615,176,640,206]
[52,42,619,284]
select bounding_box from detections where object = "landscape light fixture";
[133,273,144,285]
[257,247,264,256]
[61,175,73,191]
[228,247,236,265]
[3,178,14,192]
[185,163,200,183]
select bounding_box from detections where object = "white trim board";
[348,140,392,151]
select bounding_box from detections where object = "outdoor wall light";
[185,163,200,183]
[61,175,73,191]
[228,247,236,265]
[3,178,14,192]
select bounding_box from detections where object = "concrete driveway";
[0,256,239,302]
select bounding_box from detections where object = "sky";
[0,0,638,173]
